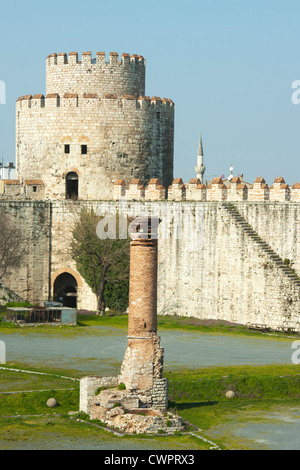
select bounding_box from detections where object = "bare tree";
[0,209,25,281]
[71,209,130,315]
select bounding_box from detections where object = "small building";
[0,162,16,180]
[6,306,77,325]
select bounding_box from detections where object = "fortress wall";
[0,200,299,331]
[0,201,50,304]
[155,202,300,331]
[235,202,300,276]
[15,95,174,200]
[0,200,99,310]
[52,200,299,332]
[49,200,100,311]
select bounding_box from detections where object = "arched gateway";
[53,272,78,308]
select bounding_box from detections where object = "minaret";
[195,134,206,183]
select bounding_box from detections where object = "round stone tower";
[15,51,174,200]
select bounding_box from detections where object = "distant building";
[0,162,15,180]
[206,167,252,189]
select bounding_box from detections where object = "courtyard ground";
[0,311,299,450]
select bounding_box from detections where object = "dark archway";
[53,272,78,308]
[66,172,78,199]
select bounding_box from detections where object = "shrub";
[104,280,129,313]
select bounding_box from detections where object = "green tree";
[71,209,130,315]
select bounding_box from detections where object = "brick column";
[128,217,159,336]
[120,217,168,409]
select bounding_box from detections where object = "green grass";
[1,363,299,417]
[157,315,300,338]
[77,312,300,339]
[166,365,300,403]
[0,367,79,392]
[77,312,128,328]
[0,389,78,416]
[165,364,300,437]
[1,310,299,341]
[0,363,300,449]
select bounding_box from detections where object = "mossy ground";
[0,312,300,449]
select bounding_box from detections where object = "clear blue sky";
[0,0,300,185]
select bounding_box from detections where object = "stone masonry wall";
[49,200,100,311]
[46,52,145,98]
[0,200,300,332]
[0,283,25,305]
[155,201,300,332]
[0,201,50,304]
[235,202,300,276]
[87,200,300,332]
[80,375,119,414]
[15,95,174,201]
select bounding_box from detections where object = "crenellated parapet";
[270,177,290,201]
[4,176,300,203]
[16,93,174,114]
[206,177,227,201]
[125,179,145,201]
[46,51,146,98]
[112,176,300,203]
[248,177,269,201]
[291,183,300,201]
[168,178,185,201]
[145,179,166,201]
[227,177,248,201]
[46,51,146,67]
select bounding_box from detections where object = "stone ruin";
[79,217,184,434]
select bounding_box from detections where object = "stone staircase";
[221,202,300,289]
[0,283,25,305]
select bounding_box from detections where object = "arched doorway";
[53,272,78,308]
[66,172,78,199]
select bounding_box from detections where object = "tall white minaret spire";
[195,134,206,183]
